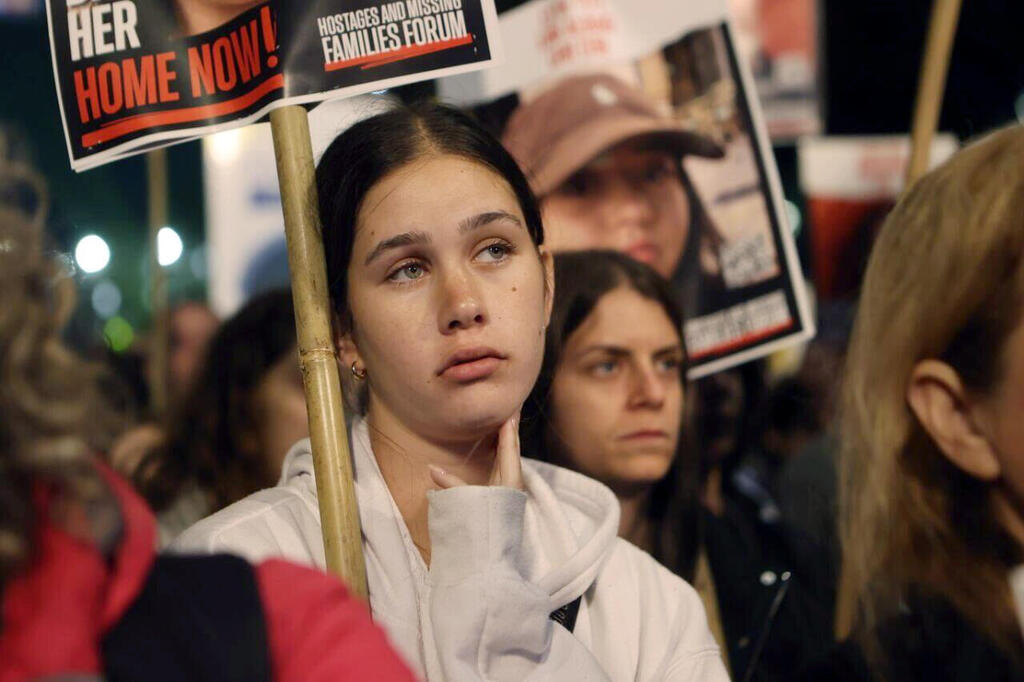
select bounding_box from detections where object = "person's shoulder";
[601,539,727,677]
[605,537,701,603]
[521,457,618,516]
[170,485,322,567]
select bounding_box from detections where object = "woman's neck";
[702,467,725,517]
[994,487,1024,554]
[618,488,653,551]
[365,402,498,564]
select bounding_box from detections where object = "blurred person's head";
[316,101,552,444]
[522,250,701,578]
[840,124,1024,664]
[136,289,305,513]
[503,74,722,280]
[0,160,120,590]
[167,300,219,399]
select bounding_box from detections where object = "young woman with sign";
[174,102,728,681]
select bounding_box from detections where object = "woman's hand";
[428,411,524,491]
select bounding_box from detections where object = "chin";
[617,453,674,484]
[435,391,522,438]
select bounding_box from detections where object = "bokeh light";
[158,226,183,266]
[74,234,110,274]
[103,315,134,352]
[91,279,122,319]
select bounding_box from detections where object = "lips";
[618,429,670,441]
[437,347,507,382]
[625,242,660,265]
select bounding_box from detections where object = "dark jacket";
[800,596,1024,682]
[704,492,837,682]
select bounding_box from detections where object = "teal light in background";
[784,199,802,238]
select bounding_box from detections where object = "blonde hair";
[837,124,1024,668]
[0,158,120,588]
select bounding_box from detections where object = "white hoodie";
[172,420,728,681]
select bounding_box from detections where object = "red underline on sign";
[688,320,795,361]
[324,35,474,72]
[81,74,285,148]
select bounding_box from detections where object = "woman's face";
[342,154,552,443]
[540,143,690,279]
[547,286,684,493]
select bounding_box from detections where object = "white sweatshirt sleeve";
[425,486,612,681]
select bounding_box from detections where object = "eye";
[643,160,675,184]
[588,359,619,377]
[559,171,594,197]
[656,355,683,373]
[387,261,427,282]
[476,241,513,263]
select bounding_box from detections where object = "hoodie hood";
[277,419,620,608]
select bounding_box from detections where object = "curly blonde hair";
[0,157,121,589]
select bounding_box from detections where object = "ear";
[539,247,555,327]
[331,310,363,371]
[906,359,1000,481]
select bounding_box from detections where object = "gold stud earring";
[350,361,366,381]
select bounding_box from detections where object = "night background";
[2,0,1023,353]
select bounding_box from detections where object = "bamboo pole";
[905,0,963,185]
[268,105,368,599]
[147,148,169,417]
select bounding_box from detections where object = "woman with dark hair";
[174,101,728,681]
[134,289,308,542]
[523,250,834,682]
[0,164,414,682]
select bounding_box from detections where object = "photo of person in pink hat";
[502,73,724,294]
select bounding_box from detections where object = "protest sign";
[46,0,500,170]
[727,0,820,141]
[202,95,391,317]
[439,0,813,378]
[798,135,957,301]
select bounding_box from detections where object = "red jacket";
[0,462,415,682]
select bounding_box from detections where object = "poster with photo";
[46,0,500,170]
[728,0,820,141]
[438,0,813,378]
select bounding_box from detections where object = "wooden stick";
[147,148,169,417]
[906,0,963,185]
[268,105,368,599]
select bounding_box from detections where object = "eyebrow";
[576,343,683,359]
[458,210,522,234]
[363,211,523,267]
[363,230,431,266]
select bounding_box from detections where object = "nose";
[437,265,487,334]
[627,362,666,409]
[605,175,657,230]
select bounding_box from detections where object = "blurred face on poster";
[502,74,722,281]
[171,0,265,35]
[541,142,690,279]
